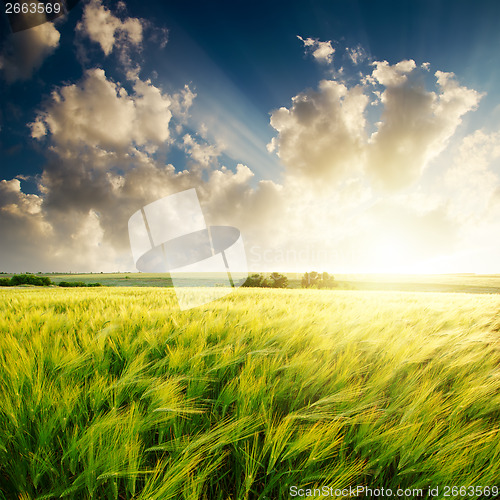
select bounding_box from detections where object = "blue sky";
[1,0,500,273]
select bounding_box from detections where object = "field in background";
[4,272,500,293]
[1,287,500,498]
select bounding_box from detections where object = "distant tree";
[10,274,52,286]
[317,272,336,289]
[10,274,28,286]
[58,281,87,287]
[301,271,335,289]
[242,272,288,288]
[242,273,269,287]
[0,278,12,286]
[301,271,319,288]
[269,272,288,288]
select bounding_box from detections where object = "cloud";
[3,67,285,272]
[76,0,143,56]
[9,69,192,270]
[181,134,220,168]
[0,179,54,272]
[445,129,500,222]
[371,59,416,86]
[0,39,494,274]
[269,59,483,191]
[367,64,483,190]
[0,22,60,82]
[297,36,335,64]
[268,79,368,185]
[75,0,151,80]
[169,84,197,121]
[346,45,366,65]
[30,69,174,153]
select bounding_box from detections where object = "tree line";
[0,274,102,287]
[242,271,335,289]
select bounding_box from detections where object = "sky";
[1,0,500,274]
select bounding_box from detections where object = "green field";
[5,272,500,294]
[1,287,500,499]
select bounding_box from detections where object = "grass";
[5,272,500,293]
[1,287,500,498]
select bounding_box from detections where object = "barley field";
[1,287,500,499]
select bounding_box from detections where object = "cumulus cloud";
[0,38,494,273]
[1,67,287,272]
[76,0,143,56]
[0,22,60,82]
[181,134,220,168]
[297,35,335,64]
[269,59,483,191]
[268,80,368,184]
[30,69,173,153]
[371,59,416,86]
[5,69,189,270]
[75,0,151,79]
[367,64,483,190]
[0,179,54,272]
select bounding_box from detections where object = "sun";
[370,236,413,274]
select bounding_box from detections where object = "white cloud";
[268,79,368,185]
[170,85,197,121]
[0,22,60,83]
[297,35,335,64]
[269,58,482,192]
[181,134,220,167]
[371,59,416,87]
[75,0,150,80]
[76,0,143,56]
[269,62,481,195]
[430,129,500,272]
[367,65,483,189]
[3,67,288,272]
[8,69,193,270]
[30,69,173,153]
[1,40,495,274]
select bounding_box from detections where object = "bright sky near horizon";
[1,0,500,274]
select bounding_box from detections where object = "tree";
[242,273,269,287]
[269,272,288,288]
[317,272,335,289]
[301,271,319,288]
[242,272,288,288]
[301,271,335,289]
[58,281,87,287]
[10,274,53,286]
